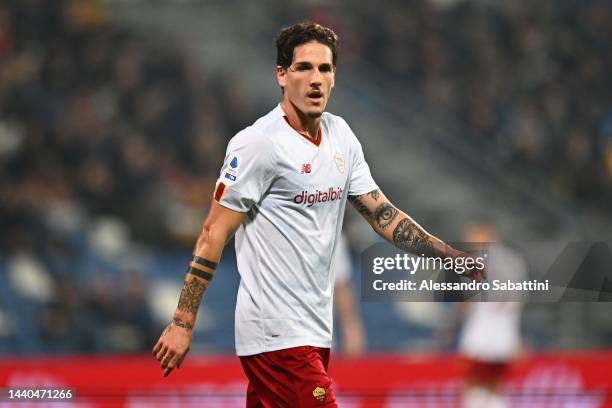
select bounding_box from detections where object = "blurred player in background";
[459,222,528,408]
[153,22,484,407]
[333,234,365,358]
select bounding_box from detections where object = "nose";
[310,68,323,86]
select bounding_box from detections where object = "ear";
[330,67,336,88]
[276,66,287,88]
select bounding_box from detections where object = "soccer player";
[459,223,527,408]
[152,22,485,407]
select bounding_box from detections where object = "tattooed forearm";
[173,318,194,331]
[374,203,398,230]
[177,279,207,314]
[348,189,446,259]
[392,218,435,256]
[367,189,380,202]
[348,195,373,219]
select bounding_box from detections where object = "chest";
[273,131,350,193]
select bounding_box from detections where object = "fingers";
[161,350,174,369]
[160,347,188,376]
[467,266,487,283]
[152,339,162,356]
[152,325,170,355]
[152,324,191,378]
[163,354,181,377]
[177,346,190,369]
[163,366,174,377]
[156,344,168,361]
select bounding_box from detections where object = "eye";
[319,65,332,73]
[295,64,311,72]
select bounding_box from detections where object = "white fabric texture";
[215,104,377,356]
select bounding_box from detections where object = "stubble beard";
[307,110,323,119]
[305,101,325,119]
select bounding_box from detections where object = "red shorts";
[463,357,510,384]
[239,346,338,408]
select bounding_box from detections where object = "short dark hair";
[275,22,338,69]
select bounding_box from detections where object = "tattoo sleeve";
[392,218,436,257]
[173,255,217,329]
[374,202,398,230]
[348,195,373,219]
[177,279,207,314]
[173,317,194,331]
[350,189,443,258]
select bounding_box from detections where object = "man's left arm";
[347,189,486,281]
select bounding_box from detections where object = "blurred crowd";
[0,0,253,352]
[1,0,611,352]
[0,0,258,251]
[277,0,612,209]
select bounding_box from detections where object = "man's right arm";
[152,200,245,377]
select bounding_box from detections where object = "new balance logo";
[300,163,312,174]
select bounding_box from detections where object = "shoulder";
[323,111,352,133]
[226,108,282,164]
[323,111,362,149]
[226,128,276,170]
[227,126,272,150]
[324,112,358,139]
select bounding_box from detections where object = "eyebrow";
[293,61,333,68]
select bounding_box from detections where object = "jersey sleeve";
[345,122,378,196]
[213,131,275,213]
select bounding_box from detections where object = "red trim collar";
[282,115,322,147]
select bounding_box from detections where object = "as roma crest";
[334,152,345,174]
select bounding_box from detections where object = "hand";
[457,251,487,283]
[152,320,193,377]
[447,247,487,283]
[463,263,487,282]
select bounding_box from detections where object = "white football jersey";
[214,104,377,356]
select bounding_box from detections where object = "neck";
[281,99,321,141]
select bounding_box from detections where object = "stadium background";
[0,0,611,406]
